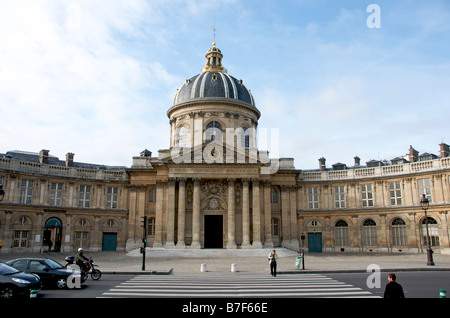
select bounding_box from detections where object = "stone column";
[241,178,251,247]
[226,178,237,249]
[176,178,186,248]
[153,180,164,247]
[165,178,176,247]
[263,181,273,248]
[252,179,262,248]
[191,178,201,248]
[126,187,137,249]
[290,186,299,250]
[281,186,290,248]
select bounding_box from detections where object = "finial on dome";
[201,43,224,73]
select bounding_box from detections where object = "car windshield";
[44,259,64,269]
[0,262,20,275]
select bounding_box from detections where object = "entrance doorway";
[204,215,223,248]
[308,232,322,252]
[44,217,62,252]
[102,233,117,251]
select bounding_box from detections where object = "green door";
[308,233,322,252]
[102,233,117,251]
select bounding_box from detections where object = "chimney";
[39,149,49,164]
[66,152,75,167]
[409,145,418,162]
[319,157,326,171]
[354,156,361,167]
[440,142,450,158]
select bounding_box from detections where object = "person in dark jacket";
[384,273,405,298]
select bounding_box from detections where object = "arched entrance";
[43,217,62,252]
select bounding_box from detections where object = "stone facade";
[1,44,449,254]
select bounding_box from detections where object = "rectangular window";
[307,187,319,209]
[49,182,63,206]
[106,186,118,209]
[334,186,346,208]
[149,188,156,203]
[389,181,402,205]
[270,188,278,203]
[361,184,374,207]
[417,178,432,203]
[13,231,29,248]
[148,217,156,236]
[271,218,280,236]
[79,185,91,208]
[74,231,89,247]
[19,180,34,204]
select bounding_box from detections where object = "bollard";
[231,263,237,272]
[200,263,207,272]
[440,289,446,298]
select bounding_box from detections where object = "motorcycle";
[65,256,102,281]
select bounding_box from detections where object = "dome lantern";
[201,42,224,73]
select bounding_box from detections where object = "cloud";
[0,1,179,165]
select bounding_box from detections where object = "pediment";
[165,140,268,165]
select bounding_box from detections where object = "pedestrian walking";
[384,273,405,298]
[268,249,278,277]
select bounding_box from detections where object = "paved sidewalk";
[1,248,450,275]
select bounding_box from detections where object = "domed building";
[128,42,299,250]
[0,43,449,255]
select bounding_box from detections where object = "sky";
[1,0,449,170]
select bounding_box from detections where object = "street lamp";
[0,185,5,202]
[420,194,434,266]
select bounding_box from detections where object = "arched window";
[335,220,349,246]
[421,217,439,246]
[362,219,378,246]
[205,121,222,141]
[178,126,188,147]
[391,218,407,246]
[241,127,249,148]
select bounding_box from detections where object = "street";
[34,271,450,299]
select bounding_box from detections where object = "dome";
[173,72,255,107]
[172,43,256,108]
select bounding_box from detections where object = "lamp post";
[420,194,434,266]
[0,185,5,202]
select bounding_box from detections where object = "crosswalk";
[100,273,379,298]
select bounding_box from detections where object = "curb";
[103,268,173,275]
[100,267,450,275]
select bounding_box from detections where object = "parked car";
[7,258,82,289]
[0,262,41,299]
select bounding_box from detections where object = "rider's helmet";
[78,247,84,252]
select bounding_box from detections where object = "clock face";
[208,147,221,161]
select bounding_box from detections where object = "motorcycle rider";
[76,247,89,270]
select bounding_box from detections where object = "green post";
[440,289,446,298]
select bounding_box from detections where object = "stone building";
[1,43,449,254]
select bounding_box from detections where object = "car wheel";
[0,285,15,298]
[56,278,67,289]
